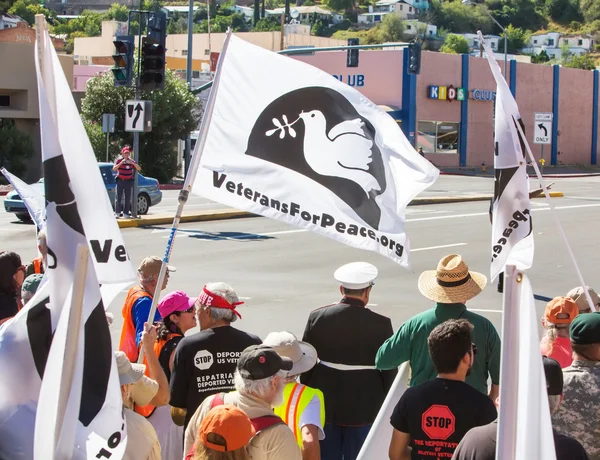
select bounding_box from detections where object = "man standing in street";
[119,256,174,363]
[376,254,501,400]
[389,319,497,460]
[552,312,600,458]
[301,262,397,460]
[113,145,141,218]
[170,282,262,431]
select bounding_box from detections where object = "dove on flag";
[0,23,134,460]
[191,34,439,268]
[478,31,534,281]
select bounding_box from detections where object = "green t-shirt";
[375,303,501,394]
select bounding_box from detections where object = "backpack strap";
[210,392,226,409]
[251,415,285,433]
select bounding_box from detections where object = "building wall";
[73,64,110,91]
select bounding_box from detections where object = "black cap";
[543,356,563,396]
[237,345,293,380]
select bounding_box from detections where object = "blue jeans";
[320,424,372,460]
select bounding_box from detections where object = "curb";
[118,192,564,228]
[159,184,183,190]
[0,191,7,197]
[440,171,600,178]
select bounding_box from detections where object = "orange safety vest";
[134,332,181,418]
[32,257,43,274]
[119,286,152,363]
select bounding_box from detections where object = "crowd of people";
[1,240,599,460]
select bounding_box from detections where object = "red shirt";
[540,336,573,368]
[115,157,137,180]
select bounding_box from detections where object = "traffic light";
[407,42,422,75]
[141,11,167,91]
[347,38,359,68]
[111,35,134,87]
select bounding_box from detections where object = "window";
[192,70,200,78]
[399,4,403,9]
[563,39,568,45]
[417,121,459,154]
[578,39,583,45]
[182,50,188,56]
[491,42,496,49]
[100,166,116,185]
[0,95,9,107]
[534,39,537,44]
[409,6,413,11]
[548,39,554,46]
[406,24,412,29]
[374,14,380,20]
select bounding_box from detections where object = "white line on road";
[412,243,467,252]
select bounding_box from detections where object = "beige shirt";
[124,408,162,460]
[184,392,302,460]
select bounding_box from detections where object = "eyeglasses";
[17,265,25,273]
[472,343,478,356]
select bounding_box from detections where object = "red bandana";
[198,286,244,319]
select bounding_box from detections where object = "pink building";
[73,64,110,92]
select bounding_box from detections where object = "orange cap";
[199,405,255,453]
[545,296,579,324]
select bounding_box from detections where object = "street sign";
[534,112,553,122]
[125,100,152,133]
[102,113,115,133]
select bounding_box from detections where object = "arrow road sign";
[125,100,147,132]
[537,123,547,137]
[534,120,551,145]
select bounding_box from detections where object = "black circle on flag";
[245,86,387,230]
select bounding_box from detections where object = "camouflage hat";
[21,274,43,295]
[570,312,600,345]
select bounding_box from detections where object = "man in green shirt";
[376,254,501,400]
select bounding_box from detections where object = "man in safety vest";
[119,256,175,363]
[24,228,47,277]
[264,331,325,460]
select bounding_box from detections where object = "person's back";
[124,408,161,460]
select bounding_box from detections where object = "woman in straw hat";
[376,254,502,400]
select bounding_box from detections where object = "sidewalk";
[116,191,564,228]
[440,165,600,178]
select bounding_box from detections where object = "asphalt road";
[3,175,600,346]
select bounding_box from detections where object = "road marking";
[412,243,467,252]
[367,303,378,307]
[564,196,600,201]
[469,309,502,313]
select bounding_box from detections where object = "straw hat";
[418,254,487,304]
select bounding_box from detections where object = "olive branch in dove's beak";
[265,114,301,139]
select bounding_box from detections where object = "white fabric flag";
[496,271,556,460]
[191,35,439,268]
[479,32,534,281]
[0,28,133,459]
[1,167,46,230]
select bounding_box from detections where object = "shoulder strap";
[210,392,226,409]
[251,415,285,433]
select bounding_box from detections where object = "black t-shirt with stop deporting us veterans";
[390,378,497,460]
[169,325,262,429]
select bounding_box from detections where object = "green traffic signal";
[111,35,134,87]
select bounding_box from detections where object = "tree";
[499,24,529,53]
[531,49,550,63]
[436,2,494,34]
[8,0,55,26]
[322,0,353,13]
[564,54,597,69]
[580,0,600,23]
[379,14,404,42]
[544,0,581,24]
[81,70,201,183]
[254,16,281,31]
[0,119,34,178]
[440,33,470,54]
[104,3,129,22]
[311,18,327,36]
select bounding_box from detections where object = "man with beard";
[183,345,302,460]
[388,320,497,460]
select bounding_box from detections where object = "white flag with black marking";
[479,32,534,281]
[191,34,439,268]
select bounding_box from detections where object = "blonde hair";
[541,321,569,355]
[193,434,250,460]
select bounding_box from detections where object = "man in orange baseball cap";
[540,297,579,368]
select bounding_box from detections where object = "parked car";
[3,163,162,222]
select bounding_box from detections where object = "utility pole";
[184,0,194,177]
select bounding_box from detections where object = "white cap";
[334,262,378,290]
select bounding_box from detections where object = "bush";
[0,120,34,177]
[440,34,470,54]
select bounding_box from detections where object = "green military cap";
[570,311,600,345]
[21,274,43,295]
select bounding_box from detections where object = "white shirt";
[299,395,325,440]
[123,408,161,460]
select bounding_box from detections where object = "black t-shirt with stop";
[169,325,262,430]
[390,378,497,460]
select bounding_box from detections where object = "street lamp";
[462,0,507,76]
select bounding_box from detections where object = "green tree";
[543,0,581,24]
[580,0,600,23]
[440,33,470,54]
[311,18,327,36]
[564,54,597,69]
[322,0,353,13]
[254,16,281,31]
[81,70,201,183]
[379,13,403,42]
[436,2,494,34]
[8,0,55,26]
[531,49,550,63]
[0,119,34,178]
[104,3,129,22]
[499,24,528,53]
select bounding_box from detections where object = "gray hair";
[548,395,561,415]
[37,228,47,250]
[234,369,286,400]
[204,282,240,323]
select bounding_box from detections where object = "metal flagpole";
[138,30,233,364]
[514,120,597,312]
[495,265,520,460]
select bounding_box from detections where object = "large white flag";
[0,27,134,459]
[479,33,534,281]
[191,35,439,267]
[0,168,46,230]
[496,269,556,460]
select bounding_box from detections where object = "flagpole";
[496,264,520,460]
[35,14,45,76]
[138,29,233,364]
[513,120,597,312]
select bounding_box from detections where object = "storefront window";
[416,121,459,154]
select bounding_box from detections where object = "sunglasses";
[472,343,478,356]
[184,306,195,313]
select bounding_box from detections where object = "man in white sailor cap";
[300,262,397,460]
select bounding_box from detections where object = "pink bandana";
[198,285,244,319]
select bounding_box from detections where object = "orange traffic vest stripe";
[118,286,152,363]
[33,257,43,274]
[134,332,181,418]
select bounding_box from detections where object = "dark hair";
[342,286,370,297]
[572,343,599,359]
[157,312,183,340]
[0,251,22,298]
[428,319,474,374]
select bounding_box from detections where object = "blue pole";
[400,50,417,146]
[509,60,517,98]
[459,54,469,167]
[551,65,560,166]
[592,70,598,165]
